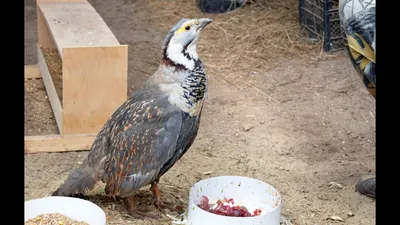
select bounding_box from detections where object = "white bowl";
[187,176,281,225]
[24,196,106,225]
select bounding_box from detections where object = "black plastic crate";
[299,0,345,52]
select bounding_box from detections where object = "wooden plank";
[37,3,57,48]
[24,133,96,153]
[25,65,42,79]
[37,45,63,134]
[38,2,120,58]
[62,45,128,135]
[37,0,87,4]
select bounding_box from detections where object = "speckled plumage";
[52,19,213,217]
[339,0,375,97]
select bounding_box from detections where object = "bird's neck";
[156,60,208,117]
[153,41,207,116]
[181,59,208,105]
[161,40,198,71]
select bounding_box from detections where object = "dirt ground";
[25,0,375,224]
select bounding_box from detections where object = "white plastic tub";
[24,196,106,225]
[187,176,281,225]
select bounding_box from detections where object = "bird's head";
[161,18,213,71]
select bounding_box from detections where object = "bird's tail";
[52,160,97,196]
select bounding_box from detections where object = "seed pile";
[25,213,89,225]
[40,46,63,104]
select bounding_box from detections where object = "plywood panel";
[25,65,42,79]
[38,2,120,58]
[37,4,57,48]
[62,45,128,135]
[25,133,96,153]
[37,0,87,3]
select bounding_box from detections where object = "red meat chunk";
[197,196,262,217]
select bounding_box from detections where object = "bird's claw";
[150,182,184,214]
[127,208,159,220]
[124,196,159,220]
[154,200,185,214]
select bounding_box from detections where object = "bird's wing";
[344,8,375,64]
[341,4,376,89]
[103,96,182,197]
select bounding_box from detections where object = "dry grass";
[145,0,325,81]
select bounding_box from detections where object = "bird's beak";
[198,18,213,29]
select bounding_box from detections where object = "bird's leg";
[150,181,184,213]
[123,195,158,219]
[150,182,166,214]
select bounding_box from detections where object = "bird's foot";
[150,182,184,214]
[127,207,158,220]
[123,196,158,220]
[155,199,185,214]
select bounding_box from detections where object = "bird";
[339,0,376,98]
[339,0,376,198]
[51,18,213,219]
[197,0,248,14]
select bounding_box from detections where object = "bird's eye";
[185,26,191,30]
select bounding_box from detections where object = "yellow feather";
[359,58,370,70]
[347,34,375,63]
[176,26,186,35]
[350,48,361,60]
[176,22,192,35]
[175,20,198,35]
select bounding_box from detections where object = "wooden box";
[25,0,128,153]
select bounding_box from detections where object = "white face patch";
[165,19,203,70]
[167,38,195,70]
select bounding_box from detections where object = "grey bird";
[51,18,213,219]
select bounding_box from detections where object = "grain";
[41,47,63,104]
[25,213,89,225]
